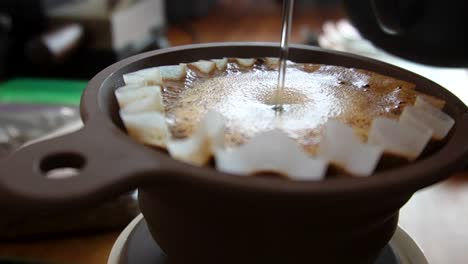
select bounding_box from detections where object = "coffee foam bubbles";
[165,63,418,153]
[116,59,453,179]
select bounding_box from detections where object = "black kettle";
[343,0,468,67]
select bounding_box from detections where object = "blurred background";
[1,1,468,263]
[0,0,343,80]
[1,0,467,98]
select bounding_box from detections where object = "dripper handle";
[0,120,168,210]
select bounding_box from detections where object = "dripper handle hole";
[39,152,86,179]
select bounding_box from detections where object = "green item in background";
[0,78,87,106]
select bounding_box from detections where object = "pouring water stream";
[274,0,295,114]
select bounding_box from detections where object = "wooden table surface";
[1,1,467,264]
[399,172,468,264]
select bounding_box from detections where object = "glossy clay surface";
[164,60,430,154]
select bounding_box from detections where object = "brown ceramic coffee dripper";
[1,43,467,264]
